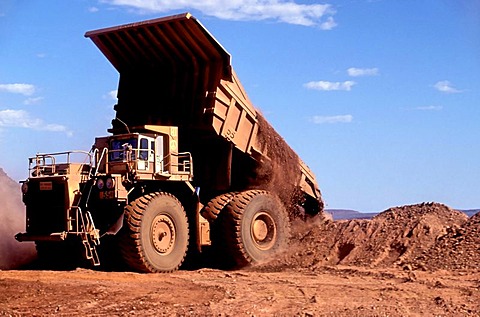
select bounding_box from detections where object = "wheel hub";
[151,214,176,255]
[251,212,276,250]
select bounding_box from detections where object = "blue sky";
[0,0,479,212]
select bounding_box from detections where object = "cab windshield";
[109,138,138,161]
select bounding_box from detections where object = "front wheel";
[119,192,189,273]
[221,190,290,267]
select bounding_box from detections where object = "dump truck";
[16,13,324,272]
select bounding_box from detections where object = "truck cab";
[94,125,193,183]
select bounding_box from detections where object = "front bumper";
[15,231,67,242]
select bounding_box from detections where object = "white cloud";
[101,0,337,28]
[0,109,72,136]
[0,83,36,96]
[108,90,118,100]
[415,105,443,111]
[311,115,353,124]
[304,80,356,91]
[24,97,44,105]
[89,6,100,12]
[103,90,118,100]
[320,16,337,30]
[347,67,379,77]
[433,80,462,94]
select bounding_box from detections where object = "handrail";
[108,147,153,162]
[30,150,92,161]
[93,147,108,175]
[29,150,93,177]
[162,152,193,174]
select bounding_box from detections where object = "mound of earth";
[414,212,480,271]
[366,203,468,269]
[258,202,471,272]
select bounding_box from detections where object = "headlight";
[21,182,28,194]
[96,178,105,190]
[106,177,115,189]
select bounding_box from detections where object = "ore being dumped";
[0,168,36,269]
[254,115,300,205]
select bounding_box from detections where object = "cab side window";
[140,138,149,160]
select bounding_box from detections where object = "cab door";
[138,137,153,171]
[154,136,164,174]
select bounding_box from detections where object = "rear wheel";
[119,192,189,273]
[222,190,290,267]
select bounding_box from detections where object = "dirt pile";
[414,211,480,271]
[365,203,468,269]
[258,202,473,272]
[0,168,36,269]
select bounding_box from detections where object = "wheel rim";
[250,211,276,250]
[151,214,176,255]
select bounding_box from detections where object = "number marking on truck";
[100,190,115,199]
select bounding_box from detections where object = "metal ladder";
[70,189,101,266]
[69,148,107,266]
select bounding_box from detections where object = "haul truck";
[16,13,324,272]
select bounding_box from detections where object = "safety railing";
[28,150,93,177]
[162,152,193,175]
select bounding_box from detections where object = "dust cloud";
[0,168,36,269]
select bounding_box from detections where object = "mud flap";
[105,213,125,235]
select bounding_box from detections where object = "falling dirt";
[0,168,36,270]
[253,113,308,217]
[1,170,479,316]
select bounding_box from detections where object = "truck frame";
[16,13,324,272]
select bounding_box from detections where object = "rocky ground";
[1,266,479,316]
[1,168,479,316]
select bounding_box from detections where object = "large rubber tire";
[201,192,236,222]
[222,190,290,267]
[119,192,189,273]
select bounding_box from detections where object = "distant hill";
[325,209,377,221]
[326,208,479,221]
[459,209,480,217]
